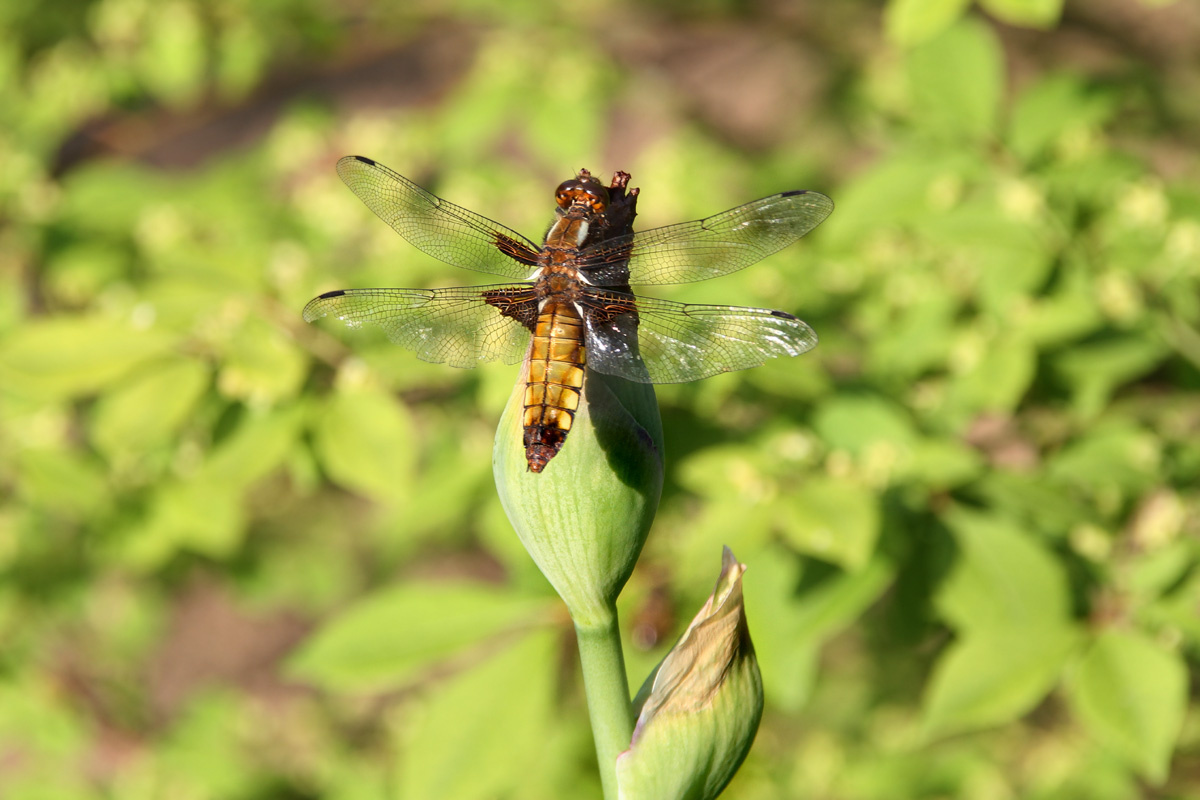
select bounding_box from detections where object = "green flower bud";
[492,367,663,624]
[616,547,763,800]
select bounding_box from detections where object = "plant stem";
[575,607,634,800]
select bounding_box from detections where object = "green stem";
[575,607,634,800]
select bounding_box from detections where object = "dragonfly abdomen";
[523,301,586,473]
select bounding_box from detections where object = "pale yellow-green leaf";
[289,582,557,690]
[922,626,1079,738]
[980,0,1063,28]
[885,0,973,47]
[312,387,416,503]
[396,630,559,800]
[90,357,209,458]
[779,477,881,570]
[1067,631,1187,784]
[0,316,176,400]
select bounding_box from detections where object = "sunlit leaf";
[198,404,305,486]
[906,439,983,488]
[1053,337,1168,419]
[884,0,973,47]
[812,395,917,456]
[943,338,1037,420]
[980,0,1063,28]
[746,551,892,711]
[153,479,244,557]
[922,626,1079,737]
[1066,631,1186,784]
[217,314,308,405]
[139,0,207,106]
[90,357,209,458]
[311,386,416,502]
[816,150,949,247]
[14,448,111,519]
[289,582,557,690]
[157,693,256,797]
[938,507,1072,632]
[924,508,1081,736]
[904,19,1003,140]
[1046,424,1160,496]
[0,316,176,400]
[1008,74,1117,162]
[779,477,881,570]
[396,629,560,800]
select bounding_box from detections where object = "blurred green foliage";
[1,0,1199,798]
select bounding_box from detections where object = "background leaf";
[981,0,1063,28]
[923,509,1082,736]
[885,0,973,46]
[904,19,1004,141]
[395,630,567,800]
[311,385,417,503]
[1066,631,1187,784]
[288,582,557,690]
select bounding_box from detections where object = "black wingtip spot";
[352,155,376,166]
[318,289,347,299]
[770,310,799,320]
[780,189,807,198]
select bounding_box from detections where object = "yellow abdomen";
[522,301,586,472]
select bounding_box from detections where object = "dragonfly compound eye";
[554,178,610,213]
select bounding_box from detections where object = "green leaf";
[312,386,416,503]
[15,448,112,519]
[139,0,207,107]
[975,472,1090,537]
[924,206,1052,310]
[1008,74,1116,162]
[1053,337,1168,419]
[396,629,560,800]
[938,507,1072,632]
[779,477,881,570]
[746,551,892,711]
[1067,631,1187,784]
[885,0,973,47]
[0,316,176,400]
[157,693,255,797]
[812,395,917,456]
[217,314,308,405]
[906,439,984,489]
[44,243,129,306]
[816,150,952,248]
[130,478,246,566]
[1021,263,1106,347]
[943,337,1037,420]
[924,508,1081,737]
[905,19,1004,140]
[288,582,557,690]
[198,404,304,487]
[90,357,209,459]
[866,293,956,379]
[923,626,1079,737]
[980,0,1063,28]
[1047,424,1160,496]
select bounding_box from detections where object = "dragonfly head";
[555,172,610,215]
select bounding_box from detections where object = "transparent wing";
[337,156,541,280]
[303,284,536,368]
[581,290,818,384]
[578,190,833,286]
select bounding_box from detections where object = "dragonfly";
[304,156,833,473]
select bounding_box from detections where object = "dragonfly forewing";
[579,189,833,287]
[303,285,535,368]
[336,156,541,280]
